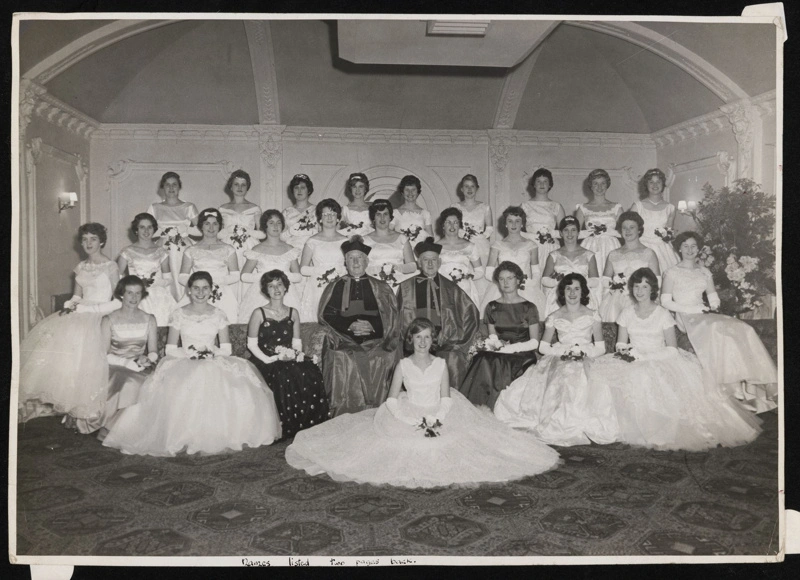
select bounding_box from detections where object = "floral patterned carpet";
[13,410,779,560]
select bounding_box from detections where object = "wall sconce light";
[59,192,78,213]
[677,200,698,215]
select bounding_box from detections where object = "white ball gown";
[363,233,417,294]
[218,205,264,300]
[298,237,347,322]
[177,244,240,324]
[479,239,548,318]
[542,250,600,318]
[281,205,319,250]
[632,200,679,273]
[391,208,432,248]
[148,201,199,300]
[494,310,618,446]
[666,265,778,412]
[286,357,561,488]
[118,245,177,326]
[598,248,654,323]
[237,246,303,323]
[453,201,492,268]
[577,203,622,274]
[338,206,375,237]
[589,305,762,450]
[19,261,120,432]
[438,242,482,307]
[520,200,563,267]
[102,307,281,456]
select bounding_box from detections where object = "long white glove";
[660,293,706,314]
[222,272,240,285]
[75,299,122,314]
[165,344,188,358]
[484,266,496,282]
[586,341,606,358]
[431,397,453,422]
[147,352,159,364]
[300,265,317,277]
[539,341,567,356]
[498,338,540,353]
[707,292,721,310]
[395,262,415,274]
[241,272,260,284]
[541,276,559,289]
[153,272,172,287]
[248,336,278,364]
[473,266,485,280]
[178,273,191,287]
[217,342,232,357]
[482,226,494,239]
[615,341,631,352]
[292,338,303,351]
[587,277,600,290]
[107,353,143,372]
[63,294,83,310]
[287,272,303,283]
[385,397,419,425]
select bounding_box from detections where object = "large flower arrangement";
[693,179,776,315]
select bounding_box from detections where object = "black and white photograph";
[8,9,788,570]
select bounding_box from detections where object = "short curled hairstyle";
[260,269,290,296]
[498,206,527,237]
[131,213,158,235]
[197,208,223,230]
[315,198,342,222]
[78,222,108,246]
[559,215,580,232]
[113,275,148,301]
[556,273,591,307]
[398,175,422,194]
[346,173,370,201]
[587,168,611,189]
[403,317,438,354]
[289,174,314,195]
[368,199,394,223]
[456,174,480,201]
[628,267,660,301]
[616,211,645,237]
[437,207,463,237]
[672,230,704,255]
[641,168,666,198]
[225,169,251,195]
[530,168,554,191]
[188,270,213,288]
[493,260,525,285]
[260,209,285,233]
[159,171,182,190]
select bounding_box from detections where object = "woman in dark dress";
[459,261,540,409]
[247,269,329,438]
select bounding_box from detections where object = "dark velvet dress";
[250,308,330,438]
[459,300,539,409]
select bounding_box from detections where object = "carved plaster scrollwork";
[20,80,46,136]
[259,133,282,168]
[721,100,759,179]
[489,135,511,192]
[716,151,736,186]
[25,137,43,175]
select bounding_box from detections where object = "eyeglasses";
[320,212,338,218]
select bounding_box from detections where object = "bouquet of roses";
[417,416,443,438]
[160,226,189,249]
[274,345,307,362]
[552,271,565,282]
[141,271,157,289]
[209,283,223,304]
[316,267,342,288]
[294,213,318,233]
[339,221,364,234]
[468,334,506,357]
[459,224,481,242]
[448,267,474,284]
[536,226,557,246]
[608,272,627,293]
[654,226,676,244]
[586,222,607,237]
[224,225,252,249]
[378,263,399,287]
[399,224,423,242]
[519,273,528,291]
[560,344,587,362]
[187,345,214,360]
[613,344,639,363]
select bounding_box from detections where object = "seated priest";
[397,237,480,388]
[318,235,401,416]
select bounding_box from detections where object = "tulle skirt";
[599,290,634,323]
[139,285,177,326]
[589,348,762,451]
[237,280,302,323]
[102,355,281,456]
[494,354,618,446]
[18,311,109,433]
[286,390,561,488]
[580,234,620,275]
[640,234,679,274]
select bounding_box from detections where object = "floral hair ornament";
[294,174,310,180]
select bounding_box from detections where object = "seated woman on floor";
[102,271,282,456]
[494,273,617,446]
[286,317,561,489]
[590,267,762,451]
[459,261,540,409]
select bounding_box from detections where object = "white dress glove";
[432,397,453,422]
[539,341,567,357]
[482,226,494,239]
[247,336,278,364]
[398,262,418,275]
[541,277,559,289]
[63,295,83,310]
[300,265,317,277]
[660,293,706,314]
[107,353,143,372]
[385,397,420,425]
[498,338,540,354]
[707,292,721,310]
[217,342,232,357]
[473,266,485,280]
[178,273,191,287]
[586,342,606,358]
[287,272,303,284]
[484,266,496,282]
[292,338,303,351]
[165,344,188,358]
[241,272,259,284]
[222,272,240,285]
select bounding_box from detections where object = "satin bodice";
[633,200,675,237]
[256,310,294,355]
[454,202,489,233]
[109,321,150,359]
[617,305,675,352]
[551,250,593,277]
[439,243,479,275]
[283,205,319,238]
[184,244,237,277]
[243,247,301,272]
[578,204,623,235]
[392,209,431,245]
[219,206,260,232]
[667,266,712,307]
[339,206,374,235]
[147,202,199,228]
[521,200,562,230]
[485,300,538,343]
[75,261,119,305]
[492,240,537,277]
[607,248,652,276]
[364,234,407,272]
[547,311,600,346]
[169,307,228,350]
[120,246,168,279]
[305,237,347,270]
[400,357,446,408]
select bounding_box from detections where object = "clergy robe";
[318,275,401,416]
[396,273,480,389]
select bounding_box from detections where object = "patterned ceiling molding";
[498,130,655,149]
[243,21,281,125]
[752,89,777,117]
[565,21,750,103]
[91,124,263,141]
[24,20,178,84]
[280,127,491,145]
[20,79,100,139]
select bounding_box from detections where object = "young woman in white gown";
[338,172,375,238]
[661,231,778,413]
[102,271,282,456]
[630,168,679,273]
[362,200,418,293]
[576,169,623,276]
[286,318,561,488]
[117,213,176,326]
[147,172,200,301]
[494,274,617,446]
[541,216,600,318]
[237,210,303,322]
[391,175,434,249]
[520,168,566,268]
[598,211,660,323]
[480,206,547,319]
[298,198,348,322]
[452,174,494,269]
[281,174,320,250]
[19,223,121,433]
[589,267,762,451]
[177,208,240,324]
[436,207,483,306]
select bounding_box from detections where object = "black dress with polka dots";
[251,308,330,439]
